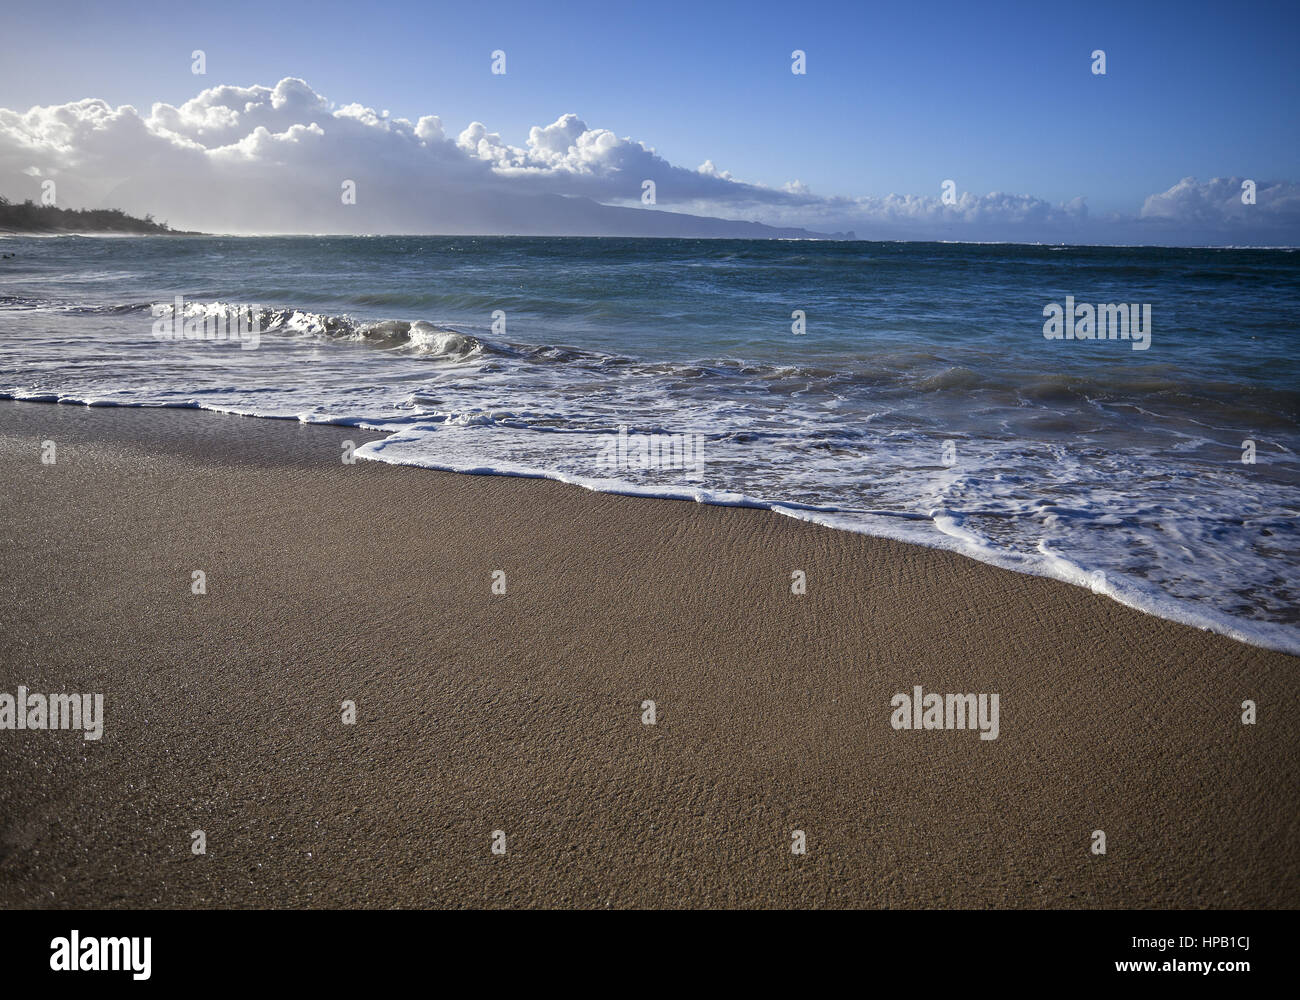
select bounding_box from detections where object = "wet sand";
[0,399,1295,908]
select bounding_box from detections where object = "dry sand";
[0,399,1295,908]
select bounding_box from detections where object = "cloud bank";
[1,78,1296,244]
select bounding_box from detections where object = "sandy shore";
[0,399,1295,908]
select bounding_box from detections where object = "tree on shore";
[0,195,194,234]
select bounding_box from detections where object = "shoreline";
[6,393,1294,657]
[1,398,1296,908]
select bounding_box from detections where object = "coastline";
[0,230,200,237]
[1,399,1296,908]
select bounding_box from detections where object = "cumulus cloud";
[1140,176,1300,227]
[0,78,1295,243]
[0,78,814,234]
[454,109,801,211]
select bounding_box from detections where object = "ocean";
[1,235,1296,652]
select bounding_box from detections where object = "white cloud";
[1140,176,1300,225]
[456,121,518,166]
[0,78,1295,243]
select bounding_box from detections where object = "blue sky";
[1,0,1297,240]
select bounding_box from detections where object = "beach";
[1,398,1295,909]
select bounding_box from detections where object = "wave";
[6,292,1299,425]
[150,300,488,360]
[3,285,1297,659]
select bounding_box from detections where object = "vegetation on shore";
[0,195,197,234]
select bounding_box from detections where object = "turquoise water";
[1,235,1297,650]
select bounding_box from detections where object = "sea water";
[1,235,1296,652]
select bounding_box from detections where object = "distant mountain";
[3,188,852,240]
[448,192,853,239]
[90,173,852,238]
